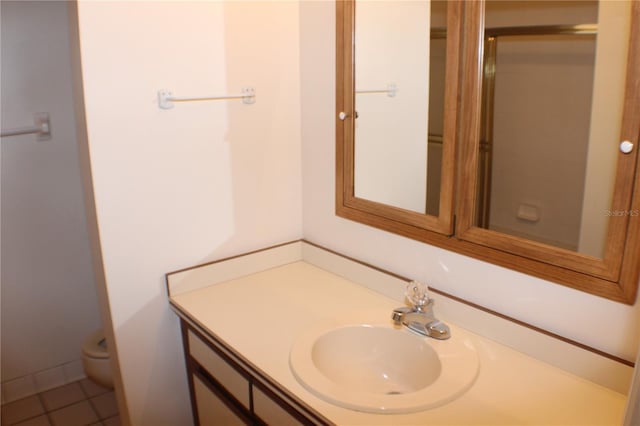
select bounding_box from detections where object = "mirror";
[476,0,630,259]
[457,0,638,282]
[337,0,461,235]
[354,0,447,215]
[336,0,640,303]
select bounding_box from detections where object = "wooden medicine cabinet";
[336,0,640,303]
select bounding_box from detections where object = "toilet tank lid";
[82,330,109,359]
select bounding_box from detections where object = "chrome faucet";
[392,281,451,340]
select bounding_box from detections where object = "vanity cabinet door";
[188,330,251,409]
[180,320,330,426]
[193,375,250,426]
[253,386,308,426]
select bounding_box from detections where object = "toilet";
[82,329,114,389]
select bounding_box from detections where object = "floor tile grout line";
[78,379,108,422]
[3,409,43,426]
[86,393,103,421]
[42,395,89,416]
[0,395,39,426]
[78,379,111,400]
[37,385,84,426]
[78,379,91,399]
[1,380,117,426]
[35,392,48,426]
[47,399,98,422]
[37,392,52,426]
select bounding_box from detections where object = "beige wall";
[75,1,302,424]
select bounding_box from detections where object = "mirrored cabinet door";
[457,0,640,286]
[336,0,463,235]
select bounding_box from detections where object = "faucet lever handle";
[405,281,430,309]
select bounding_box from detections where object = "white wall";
[300,0,640,366]
[1,0,101,399]
[75,1,302,424]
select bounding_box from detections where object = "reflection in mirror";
[354,0,446,215]
[478,0,632,258]
[338,0,640,302]
[427,1,447,216]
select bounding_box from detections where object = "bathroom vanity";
[167,240,630,425]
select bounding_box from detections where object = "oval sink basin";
[290,320,479,413]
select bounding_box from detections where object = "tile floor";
[1,379,119,426]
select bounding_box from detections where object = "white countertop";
[170,260,626,425]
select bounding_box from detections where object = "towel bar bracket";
[0,112,51,141]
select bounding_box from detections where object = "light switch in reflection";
[517,203,540,222]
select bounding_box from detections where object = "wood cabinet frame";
[180,319,331,426]
[335,0,640,303]
[336,0,462,234]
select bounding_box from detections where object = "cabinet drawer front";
[188,330,251,409]
[193,375,248,426]
[253,387,306,426]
